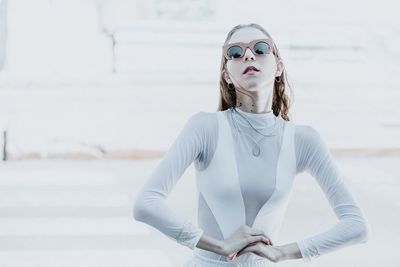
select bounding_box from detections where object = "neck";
[235,86,274,114]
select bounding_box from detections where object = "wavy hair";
[217,23,293,121]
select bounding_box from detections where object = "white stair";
[0,162,174,267]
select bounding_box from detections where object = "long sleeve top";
[133,107,370,263]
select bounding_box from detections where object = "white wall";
[0,0,399,159]
[0,0,6,70]
[4,0,112,79]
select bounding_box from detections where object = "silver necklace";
[229,107,277,157]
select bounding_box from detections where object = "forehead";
[227,27,269,44]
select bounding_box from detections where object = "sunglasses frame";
[222,38,275,60]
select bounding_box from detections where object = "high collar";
[234,107,275,119]
[231,107,276,129]
[225,107,278,138]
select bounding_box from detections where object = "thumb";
[227,252,238,260]
[236,244,258,257]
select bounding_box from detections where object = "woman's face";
[224,27,281,92]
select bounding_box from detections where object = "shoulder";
[187,111,217,124]
[293,124,332,173]
[294,123,329,153]
[186,111,218,129]
[276,118,320,142]
[294,124,322,142]
[182,111,218,137]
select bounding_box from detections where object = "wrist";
[275,242,302,262]
[276,245,288,262]
[196,233,228,256]
[216,240,228,256]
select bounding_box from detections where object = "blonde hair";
[217,23,293,121]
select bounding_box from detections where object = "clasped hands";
[222,225,284,263]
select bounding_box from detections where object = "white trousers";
[183,252,271,267]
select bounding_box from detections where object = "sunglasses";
[222,38,274,60]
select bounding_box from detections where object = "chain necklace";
[229,107,277,157]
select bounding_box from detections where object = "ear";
[275,59,283,77]
[223,70,232,84]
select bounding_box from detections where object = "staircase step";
[0,217,149,236]
[0,189,130,207]
[0,250,172,267]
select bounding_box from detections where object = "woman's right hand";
[220,225,273,260]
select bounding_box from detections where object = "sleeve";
[133,112,206,250]
[294,125,370,263]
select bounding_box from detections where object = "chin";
[240,81,260,91]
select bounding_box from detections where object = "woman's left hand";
[233,242,285,263]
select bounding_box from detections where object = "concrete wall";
[0,0,6,71]
[0,0,399,159]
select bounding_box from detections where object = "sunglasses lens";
[254,42,271,55]
[226,46,243,59]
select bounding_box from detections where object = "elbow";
[133,202,141,221]
[359,222,370,243]
[133,190,165,222]
[353,219,370,244]
[133,194,148,222]
[356,228,369,244]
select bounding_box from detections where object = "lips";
[243,66,259,74]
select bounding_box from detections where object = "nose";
[243,47,255,61]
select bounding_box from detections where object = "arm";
[133,112,209,250]
[288,125,370,263]
[195,232,227,256]
[276,242,303,261]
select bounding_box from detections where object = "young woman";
[133,23,370,266]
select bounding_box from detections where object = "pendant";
[252,145,261,157]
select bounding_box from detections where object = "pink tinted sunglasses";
[222,38,275,60]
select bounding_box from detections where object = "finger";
[263,237,272,246]
[228,252,238,260]
[249,227,266,236]
[235,244,250,258]
[266,238,273,246]
[249,235,272,246]
[231,253,238,260]
[236,247,251,257]
[248,228,273,245]
[237,244,258,257]
[262,237,272,246]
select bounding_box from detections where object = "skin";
[224,27,302,262]
[224,27,283,114]
[196,27,303,263]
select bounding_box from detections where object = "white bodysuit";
[133,107,369,265]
